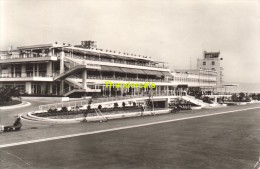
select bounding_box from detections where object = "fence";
[38,92,181,111]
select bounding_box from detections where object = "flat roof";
[63,46,165,63]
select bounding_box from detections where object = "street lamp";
[148,89,155,116]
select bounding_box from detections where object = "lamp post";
[148,89,155,116]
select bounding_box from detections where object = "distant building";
[173,69,217,94]
[197,51,223,88]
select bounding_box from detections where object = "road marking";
[0,106,260,148]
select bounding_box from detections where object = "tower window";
[212,61,215,65]
[203,61,206,65]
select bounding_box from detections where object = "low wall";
[27,109,171,123]
[21,96,70,102]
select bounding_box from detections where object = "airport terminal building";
[0,41,217,98]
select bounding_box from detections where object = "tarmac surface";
[0,101,260,169]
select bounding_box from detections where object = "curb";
[24,109,171,123]
[0,101,31,110]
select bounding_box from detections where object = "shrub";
[87,104,91,110]
[114,102,119,108]
[133,102,137,107]
[83,109,88,117]
[98,104,102,110]
[47,108,58,114]
[88,99,93,105]
[122,102,126,107]
[61,106,68,112]
[146,99,152,107]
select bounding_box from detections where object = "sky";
[0,0,259,84]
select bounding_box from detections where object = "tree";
[239,92,245,101]
[0,86,21,104]
[257,94,260,101]
[231,94,238,102]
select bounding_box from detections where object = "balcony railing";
[0,53,57,60]
[87,75,168,82]
[0,73,53,78]
[66,54,168,69]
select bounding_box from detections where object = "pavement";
[0,101,260,169]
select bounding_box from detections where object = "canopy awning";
[100,66,122,72]
[143,70,163,76]
[120,67,146,74]
[161,71,173,77]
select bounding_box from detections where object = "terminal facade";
[0,41,218,97]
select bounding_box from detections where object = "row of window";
[174,77,216,84]
[203,61,215,66]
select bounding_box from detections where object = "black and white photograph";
[0,0,260,168]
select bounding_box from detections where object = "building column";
[41,83,46,94]
[36,63,39,76]
[48,48,52,56]
[165,98,169,108]
[33,64,35,76]
[21,64,26,77]
[60,81,64,95]
[60,50,65,74]
[13,65,16,77]
[113,72,115,79]
[25,82,32,94]
[47,61,52,77]
[103,85,105,96]
[82,70,87,89]
[49,83,53,94]
[7,66,12,77]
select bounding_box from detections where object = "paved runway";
[1,104,260,169]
